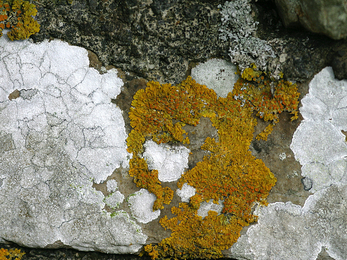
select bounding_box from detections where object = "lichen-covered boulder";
[228,67,347,260]
[275,0,347,40]
[0,35,147,253]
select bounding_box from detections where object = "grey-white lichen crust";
[191,58,239,98]
[0,36,147,253]
[218,0,276,73]
[229,67,347,260]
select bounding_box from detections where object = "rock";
[230,185,347,260]
[3,0,347,258]
[30,0,340,84]
[32,0,226,84]
[331,45,347,80]
[274,0,347,40]
[2,30,347,259]
[0,36,147,254]
[274,0,300,27]
[227,67,347,259]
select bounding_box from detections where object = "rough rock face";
[228,67,347,260]
[331,45,347,80]
[275,0,347,40]
[32,0,226,84]
[1,31,347,259]
[2,0,347,259]
[31,0,337,84]
[0,36,146,254]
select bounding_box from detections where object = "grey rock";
[275,0,347,40]
[30,0,340,83]
[0,37,147,254]
[331,45,347,80]
[32,0,226,84]
[274,0,300,27]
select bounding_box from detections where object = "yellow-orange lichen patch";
[0,248,25,260]
[234,66,300,139]
[127,78,217,210]
[144,204,243,260]
[0,0,40,41]
[128,71,299,259]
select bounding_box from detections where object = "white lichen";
[106,179,118,193]
[143,140,190,182]
[291,67,347,192]
[176,183,196,202]
[104,191,124,209]
[218,0,276,72]
[229,67,347,260]
[127,189,161,224]
[191,59,239,98]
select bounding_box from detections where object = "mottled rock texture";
[0,36,146,254]
[275,0,347,40]
[31,0,338,83]
[32,0,226,84]
[228,67,347,260]
[2,0,347,259]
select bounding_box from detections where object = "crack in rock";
[0,36,147,253]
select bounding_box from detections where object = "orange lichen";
[0,0,40,41]
[144,204,242,260]
[129,156,173,210]
[256,123,274,141]
[127,79,216,210]
[234,66,300,139]
[0,248,25,260]
[128,69,299,259]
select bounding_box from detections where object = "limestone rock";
[275,0,347,40]
[0,36,147,254]
[228,67,347,260]
[331,46,347,80]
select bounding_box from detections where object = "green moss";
[127,68,300,259]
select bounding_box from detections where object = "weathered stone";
[0,36,147,254]
[274,0,300,27]
[32,0,226,84]
[28,0,340,84]
[275,0,347,40]
[227,67,347,260]
[3,0,347,256]
[331,45,347,80]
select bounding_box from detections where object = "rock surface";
[1,0,347,259]
[228,67,347,260]
[0,36,146,254]
[31,0,337,83]
[2,29,347,260]
[275,0,347,40]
